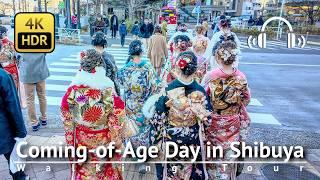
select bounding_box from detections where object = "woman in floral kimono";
[167,35,192,83]
[149,51,212,180]
[202,41,251,180]
[192,25,209,83]
[117,40,158,149]
[60,49,126,179]
[0,26,19,89]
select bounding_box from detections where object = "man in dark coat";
[147,19,155,38]
[110,12,119,38]
[0,64,27,179]
[139,18,150,48]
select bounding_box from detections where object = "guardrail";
[56,28,81,45]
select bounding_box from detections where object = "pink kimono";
[202,68,251,180]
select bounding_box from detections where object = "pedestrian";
[18,53,49,131]
[117,40,159,172]
[61,49,126,179]
[256,16,264,26]
[0,26,26,108]
[119,20,127,47]
[202,41,250,180]
[204,16,241,70]
[131,21,140,40]
[212,14,226,34]
[91,31,120,96]
[0,64,28,180]
[147,26,168,76]
[139,19,150,49]
[248,15,254,27]
[88,12,96,36]
[93,14,106,33]
[103,13,110,35]
[147,19,154,39]
[71,14,78,29]
[202,18,209,37]
[192,25,209,82]
[161,19,168,40]
[0,26,19,90]
[149,51,211,179]
[168,23,193,45]
[110,12,119,38]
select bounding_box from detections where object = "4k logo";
[14,13,55,53]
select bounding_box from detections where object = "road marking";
[50,68,77,73]
[46,84,69,91]
[36,96,62,106]
[111,44,129,48]
[249,112,281,125]
[60,57,79,62]
[240,62,320,67]
[51,62,79,67]
[48,75,73,81]
[249,98,263,106]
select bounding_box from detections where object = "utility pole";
[65,0,71,28]
[44,0,47,12]
[276,0,285,40]
[38,0,42,12]
[77,0,81,29]
[12,0,16,14]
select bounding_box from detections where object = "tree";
[286,0,320,25]
[12,0,16,14]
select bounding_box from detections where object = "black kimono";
[149,79,212,180]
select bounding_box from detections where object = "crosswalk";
[239,39,320,51]
[39,45,280,126]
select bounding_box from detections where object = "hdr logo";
[14,13,55,53]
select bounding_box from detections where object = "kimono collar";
[71,66,115,90]
[126,59,147,68]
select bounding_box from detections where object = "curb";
[307,41,320,46]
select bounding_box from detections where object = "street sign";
[192,6,201,14]
[14,13,55,53]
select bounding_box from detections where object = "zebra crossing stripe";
[46,84,69,91]
[50,68,77,73]
[249,98,263,106]
[60,58,79,62]
[249,112,280,125]
[48,75,73,81]
[51,62,80,67]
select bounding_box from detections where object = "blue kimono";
[117,59,159,148]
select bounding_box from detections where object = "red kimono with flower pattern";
[61,84,125,180]
[203,68,251,179]
[0,38,19,90]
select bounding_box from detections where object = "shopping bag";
[10,137,27,174]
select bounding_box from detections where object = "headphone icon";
[247,17,306,49]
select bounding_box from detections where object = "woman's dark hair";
[80,49,105,72]
[154,25,162,34]
[176,51,197,76]
[0,26,8,39]
[212,34,235,56]
[214,41,237,65]
[174,35,190,44]
[91,32,108,48]
[219,18,231,29]
[134,21,139,24]
[127,40,143,63]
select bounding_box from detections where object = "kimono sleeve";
[60,86,76,146]
[149,95,169,145]
[239,77,251,141]
[146,64,159,95]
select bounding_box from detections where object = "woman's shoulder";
[234,69,247,80]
